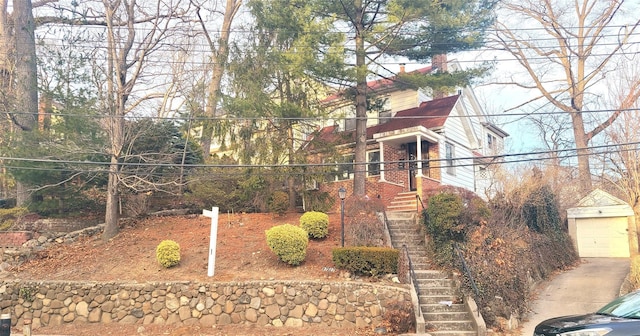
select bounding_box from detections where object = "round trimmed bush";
[265,224,308,266]
[299,211,329,239]
[156,240,181,268]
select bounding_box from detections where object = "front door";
[406,141,430,191]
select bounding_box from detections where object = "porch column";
[416,136,423,177]
[415,135,424,203]
[379,141,386,182]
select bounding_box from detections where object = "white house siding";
[389,90,419,113]
[460,93,483,148]
[439,106,475,191]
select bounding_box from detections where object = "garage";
[567,189,636,258]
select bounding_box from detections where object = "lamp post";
[338,187,346,247]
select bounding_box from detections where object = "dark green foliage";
[424,187,491,266]
[184,156,269,213]
[332,246,398,276]
[268,191,289,216]
[299,211,329,239]
[122,119,203,193]
[301,190,334,213]
[522,185,562,233]
[265,224,309,266]
[424,192,464,266]
[28,193,103,217]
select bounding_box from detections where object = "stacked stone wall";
[0,280,410,331]
[0,231,32,247]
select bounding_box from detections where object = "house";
[306,60,508,211]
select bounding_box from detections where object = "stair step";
[386,209,477,336]
[421,303,467,313]
[413,271,449,280]
[419,295,463,305]
[426,320,475,332]
[417,278,455,287]
[428,330,477,336]
[418,287,458,296]
[424,311,471,321]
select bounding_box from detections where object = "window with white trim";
[487,133,497,152]
[445,142,455,175]
[367,150,380,176]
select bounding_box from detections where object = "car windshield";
[597,290,640,319]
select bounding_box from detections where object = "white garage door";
[576,217,630,258]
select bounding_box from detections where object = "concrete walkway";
[519,258,630,336]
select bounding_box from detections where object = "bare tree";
[323,0,496,196]
[34,0,189,240]
[191,0,242,158]
[491,0,640,193]
[601,63,640,216]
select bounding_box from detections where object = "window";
[487,133,497,152]
[378,110,392,124]
[367,150,380,176]
[344,117,356,131]
[445,142,455,175]
[335,154,355,181]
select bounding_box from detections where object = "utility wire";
[4,107,640,122]
[0,140,637,175]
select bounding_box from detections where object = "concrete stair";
[386,211,476,336]
[387,191,418,212]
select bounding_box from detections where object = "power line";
[4,107,640,122]
[0,140,637,175]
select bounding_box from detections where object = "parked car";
[534,289,640,336]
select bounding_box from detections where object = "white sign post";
[202,207,219,277]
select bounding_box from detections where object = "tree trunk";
[287,125,296,211]
[200,0,241,158]
[104,156,120,240]
[12,0,38,206]
[352,0,366,197]
[570,112,593,193]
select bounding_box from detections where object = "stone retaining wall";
[0,231,32,247]
[14,218,100,234]
[0,280,410,331]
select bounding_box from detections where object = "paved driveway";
[519,258,630,336]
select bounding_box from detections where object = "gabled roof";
[309,94,459,148]
[322,66,433,104]
[575,188,629,207]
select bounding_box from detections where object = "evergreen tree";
[319,0,497,196]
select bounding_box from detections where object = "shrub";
[344,195,386,246]
[301,190,333,213]
[381,300,416,334]
[156,240,181,268]
[0,207,28,231]
[265,224,308,266]
[299,211,329,239]
[268,191,289,216]
[332,246,398,276]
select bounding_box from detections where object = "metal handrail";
[402,244,420,295]
[453,242,479,297]
[415,194,426,212]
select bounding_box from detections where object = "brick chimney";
[399,63,406,73]
[432,54,448,99]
